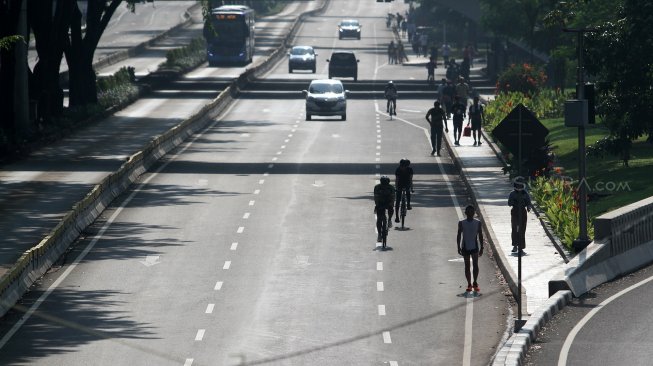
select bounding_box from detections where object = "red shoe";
[473,283,480,292]
[466,285,473,292]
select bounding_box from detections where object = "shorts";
[471,120,481,131]
[461,248,479,256]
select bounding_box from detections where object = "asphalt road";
[0,1,511,365]
[524,263,653,366]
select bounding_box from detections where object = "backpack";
[375,184,394,206]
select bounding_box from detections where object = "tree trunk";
[0,0,23,144]
[66,0,120,107]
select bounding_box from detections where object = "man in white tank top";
[456,205,484,292]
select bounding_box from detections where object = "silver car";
[303,80,348,121]
[288,46,317,73]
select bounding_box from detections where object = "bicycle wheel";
[400,190,407,229]
[381,215,388,249]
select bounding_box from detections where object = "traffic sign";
[491,103,549,156]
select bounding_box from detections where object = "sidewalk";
[436,67,567,315]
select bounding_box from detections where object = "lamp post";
[563,27,596,252]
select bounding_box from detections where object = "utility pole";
[563,27,596,253]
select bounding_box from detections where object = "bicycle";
[387,98,396,120]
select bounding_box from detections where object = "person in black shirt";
[394,158,414,222]
[425,101,448,156]
[451,96,467,146]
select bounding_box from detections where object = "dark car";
[288,46,317,73]
[327,51,359,81]
[338,19,361,40]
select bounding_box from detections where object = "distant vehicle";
[203,5,255,66]
[327,51,359,81]
[288,46,317,73]
[338,19,361,40]
[303,79,348,121]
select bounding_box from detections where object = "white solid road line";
[205,304,215,314]
[223,261,231,270]
[214,281,223,290]
[558,273,653,366]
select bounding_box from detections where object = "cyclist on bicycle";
[384,81,398,115]
[374,176,395,241]
[394,158,414,222]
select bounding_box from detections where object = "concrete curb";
[0,0,329,317]
[492,290,573,365]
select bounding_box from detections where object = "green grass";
[543,117,653,218]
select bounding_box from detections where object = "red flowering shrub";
[496,63,547,95]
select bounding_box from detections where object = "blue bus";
[203,5,255,65]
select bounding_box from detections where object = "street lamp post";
[563,27,596,252]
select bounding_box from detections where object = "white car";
[303,79,348,121]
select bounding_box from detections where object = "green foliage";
[96,67,139,109]
[530,175,594,249]
[161,38,207,71]
[0,35,23,50]
[496,63,547,95]
[483,89,568,131]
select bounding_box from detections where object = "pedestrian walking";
[508,181,533,255]
[425,101,448,156]
[442,79,455,120]
[419,33,429,58]
[455,76,470,107]
[411,33,420,57]
[388,41,396,64]
[468,96,484,146]
[451,96,466,145]
[446,59,459,82]
[401,20,407,38]
[426,57,436,84]
[441,43,451,65]
[457,205,484,292]
[437,78,447,104]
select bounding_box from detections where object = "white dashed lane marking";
[184,359,193,366]
[389,362,399,366]
[377,282,384,291]
[249,200,256,205]
[383,331,392,344]
[214,281,223,290]
[243,213,250,219]
[195,329,205,341]
[223,261,231,270]
[231,242,238,250]
[205,304,215,314]
[259,179,265,184]
[377,262,383,270]
[268,164,274,169]
[378,305,386,316]
[237,227,245,234]
[272,157,278,161]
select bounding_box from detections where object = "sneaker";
[466,285,473,292]
[473,283,480,292]
[430,150,435,156]
[436,152,441,156]
[473,141,477,146]
[407,204,412,210]
[455,141,460,146]
[512,246,518,253]
[478,141,482,145]
[519,250,526,256]
[377,234,382,242]
[395,217,400,223]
